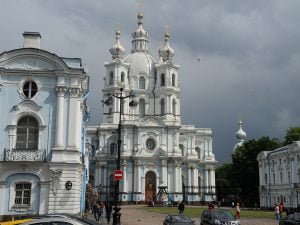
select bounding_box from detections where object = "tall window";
[139,77,145,89]
[110,143,117,155]
[121,72,125,82]
[23,80,38,99]
[15,183,31,205]
[179,144,184,156]
[139,99,145,117]
[172,73,176,86]
[16,116,38,149]
[160,99,165,115]
[161,73,165,86]
[109,71,114,85]
[172,99,176,115]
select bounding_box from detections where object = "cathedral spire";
[158,31,175,62]
[109,28,125,59]
[131,12,149,53]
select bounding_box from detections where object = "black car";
[279,212,300,225]
[163,215,195,225]
[200,209,240,225]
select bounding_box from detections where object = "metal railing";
[3,148,46,161]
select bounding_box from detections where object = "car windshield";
[213,210,235,220]
[171,215,191,223]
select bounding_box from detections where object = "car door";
[201,211,212,225]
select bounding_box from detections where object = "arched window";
[23,80,38,99]
[121,72,125,82]
[195,147,200,159]
[179,144,184,156]
[160,99,165,115]
[172,73,176,86]
[109,71,114,85]
[139,99,145,117]
[161,73,165,86]
[16,116,38,150]
[139,77,145,89]
[172,99,176,115]
[110,143,117,155]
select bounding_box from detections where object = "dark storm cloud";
[1,0,300,164]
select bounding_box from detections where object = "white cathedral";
[86,13,216,204]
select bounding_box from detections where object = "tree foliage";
[231,136,281,205]
[85,183,98,210]
[216,136,281,206]
[284,127,300,145]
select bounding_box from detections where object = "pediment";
[0,56,63,71]
[14,100,42,112]
[139,116,164,126]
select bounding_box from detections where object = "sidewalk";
[87,205,278,225]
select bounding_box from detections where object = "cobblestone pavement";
[89,205,279,225]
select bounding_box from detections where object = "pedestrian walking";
[235,203,241,219]
[178,201,185,214]
[93,202,100,221]
[274,204,280,220]
[105,202,113,224]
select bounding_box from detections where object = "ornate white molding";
[50,169,62,195]
[55,86,67,97]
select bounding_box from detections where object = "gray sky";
[1,0,300,164]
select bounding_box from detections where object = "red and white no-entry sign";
[113,170,124,181]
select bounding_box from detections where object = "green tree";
[216,163,241,202]
[284,127,300,145]
[231,137,281,206]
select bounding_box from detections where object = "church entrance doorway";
[145,171,156,203]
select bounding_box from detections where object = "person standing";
[178,201,185,214]
[279,202,284,218]
[105,202,113,224]
[93,202,100,221]
[275,204,280,220]
[235,203,241,219]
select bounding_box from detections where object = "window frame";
[15,116,39,150]
[22,80,38,99]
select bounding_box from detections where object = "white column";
[205,169,209,193]
[122,162,127,193]
[103,166,107,187]
[161,160,167,185]
[135,161,141,192]
[67,88,81,150]
[211,168,215,192]
[188,167,192,193]
[193,167,199,192]
[174,161,182,192]
[39,181,50,214]
[54,86,66,148]
[0,181,6,215]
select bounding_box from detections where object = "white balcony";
[3,149,46,161]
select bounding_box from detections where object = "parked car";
[279,212,300,225]
[163,215,195,225]
[0,219,33,225]
[21,215,98,225]
[200,209,240,225]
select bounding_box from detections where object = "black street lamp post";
[104,83,137,225]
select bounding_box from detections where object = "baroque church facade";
[0,32,89,218]
[87,13,216,204]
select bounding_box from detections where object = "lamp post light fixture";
[104,82,137,225]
